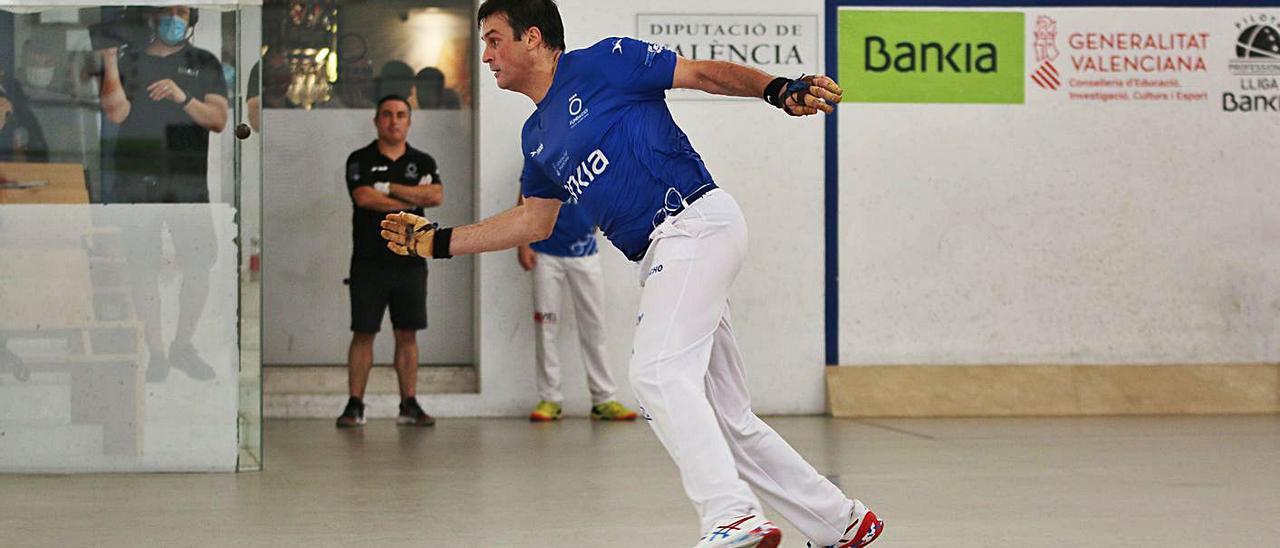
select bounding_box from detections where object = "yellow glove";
[380,211,436,258]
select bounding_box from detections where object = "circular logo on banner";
[1237,24,1280,58]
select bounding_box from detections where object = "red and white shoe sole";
[840,510,884,548]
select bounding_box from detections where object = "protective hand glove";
[380,211,437,257]
[766,74,844,117]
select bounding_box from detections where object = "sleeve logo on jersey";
[613,39,624,54]
[562,149,609,201]
[645,42,666,67]
[529,143,544,158]
[347,161,361,181]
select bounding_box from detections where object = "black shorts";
[348,259,428,333]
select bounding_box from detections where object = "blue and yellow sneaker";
[529,400,562,422]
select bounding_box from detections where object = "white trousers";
[532,252,618,405]
[630,189,855,545]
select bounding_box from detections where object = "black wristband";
[181,94,195,107]
[763,76,791,108]
[431,227,453,259]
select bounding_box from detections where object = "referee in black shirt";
[336,95,443,427]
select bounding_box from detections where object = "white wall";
[835,7,1280,366]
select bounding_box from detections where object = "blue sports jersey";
[519,37,717,261]
[531,199,598,257]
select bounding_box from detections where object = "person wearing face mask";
[96,5,229,382]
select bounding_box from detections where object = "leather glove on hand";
[381,212,437,257]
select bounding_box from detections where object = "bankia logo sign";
[839,10,1025,104]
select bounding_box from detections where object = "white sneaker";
[693,514,781,548]
[806,500,884,548]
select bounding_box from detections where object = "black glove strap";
[431,227,454,259]
[763,77,792,108]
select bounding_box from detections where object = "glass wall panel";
[0,3,258,473]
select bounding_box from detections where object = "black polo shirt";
[113,44,227,183]
[345,141,440,264]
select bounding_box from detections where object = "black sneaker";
[397,397,435,427]
[336,397,366,428]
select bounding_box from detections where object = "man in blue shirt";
[382,1,882,546]
[517,198,637,422]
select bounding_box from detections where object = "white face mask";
[25,67,55,88]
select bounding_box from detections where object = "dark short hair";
[376,94,411,113]
[477,0,565,51]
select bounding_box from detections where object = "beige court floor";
[1,415,1277,547]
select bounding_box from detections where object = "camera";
[88,7,200,51]
[88,8,151,51]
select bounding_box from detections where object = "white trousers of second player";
[532,252,618,404]
[630,189,856,546]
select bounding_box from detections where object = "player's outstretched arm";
[381,195,560,259]
[671,57,843,116]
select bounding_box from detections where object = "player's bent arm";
[451,196,559,255]
[352,186,417,212]
[381,196,560,258]
[672,57,844,115]
[389,183,443,208]
[672,57,774,99]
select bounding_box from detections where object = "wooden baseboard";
[827,364,1280,417]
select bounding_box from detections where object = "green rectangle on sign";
[839,10,1025,104]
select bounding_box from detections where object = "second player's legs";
[532,254,567,403]
[704,307,856,546]
[565,253,618,404]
